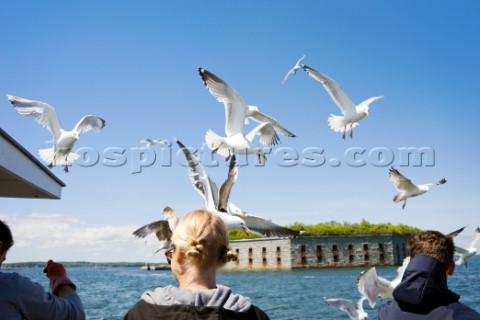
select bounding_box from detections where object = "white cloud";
[0,213,166,263]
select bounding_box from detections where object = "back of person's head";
[0,220,14,254]
[408,230,454,270]
[171,210,237,270]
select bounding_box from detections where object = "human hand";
[43,259,76,295]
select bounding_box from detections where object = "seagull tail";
[328,115,359,133]
[205,130,230,158]
[39,147,57,166]
[39,148,79,166]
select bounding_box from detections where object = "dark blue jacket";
[378,254,480,319]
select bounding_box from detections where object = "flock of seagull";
[5,54,479,319]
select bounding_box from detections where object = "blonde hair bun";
[224,249,238,263]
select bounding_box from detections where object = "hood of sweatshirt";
[141,284,252,312]
[393,254,460,314]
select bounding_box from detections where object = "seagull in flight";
[357,257,409,308]
[323,297,368,320]
[282,54,306,84]
[7,95,106,172]
[176,139,298,237]
[199,68,293,164]
[140,138,167,148]
[176,139,250,233]
[455,227,480,268]
[302,65,384,139]
[133,206,179,253]
[389,167,447,209]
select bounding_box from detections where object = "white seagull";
[323,296,368,320]
[199,68,292,164]
[302,65,384,139]
[357,257,409,308]
[282,54,306,84]
[177,139,298,237]
[7,95,106,172]
[455,227,480,268]
[389,167,447,209]
[176,139,250,233]
[140,138,167,148]
[133,206,179,253]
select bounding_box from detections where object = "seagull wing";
[323,297,358,319]
[295,54,306,66]
[73,115,106,133]
[282,68,295,84]
[358,267,394,307]
[218,155,238,213]
[389,167,416,192]
[236,214,299,237]
[390,256,410,288]
[247,107,296,137]
[246,122,280,146]
[162,206,180,231]
[176,139,216,211]
[198,68,247,136]
[446,226,467,238]
[7,95,62,140]
[357,267,380,308]
[133,220,172,241]
[467,227,480,249]
[302,65,355,115]
[455,246,468,254]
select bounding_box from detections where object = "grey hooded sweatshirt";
[124,285,270,320]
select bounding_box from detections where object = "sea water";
[4,256,480,319]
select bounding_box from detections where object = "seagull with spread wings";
[176,139,250,233]
[389,167,447,209]
[133,206,179,253]
[7,95,106,172]
[302,65,384,139]
[455,227,480,268]
[176,139,298,237]
[282,54,306,84]
[323,297,368,320]
[140,138,167,148]
[199,68,294,164]
[357,257,409,308]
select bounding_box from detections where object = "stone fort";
[223,234,410,270]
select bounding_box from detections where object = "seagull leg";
[402,199,407,209]
[225,149,232,162]
[48,163,54,169]
[64,165,69,173]
[342,125,347,139]
[257,153,261,165]
[349,124,354,139]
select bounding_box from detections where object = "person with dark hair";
[0,219,85,319]
[378,230,480,319]
[125,209,270,320]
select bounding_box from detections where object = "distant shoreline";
[2,261,168,268]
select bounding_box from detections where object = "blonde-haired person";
[125,209,270,320]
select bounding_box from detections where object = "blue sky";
[1,1,479,263]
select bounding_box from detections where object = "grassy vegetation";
[228,229,263,240]
[287,219,420,236]
[228,219,420,239]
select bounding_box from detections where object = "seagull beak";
[243,227,252,235]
